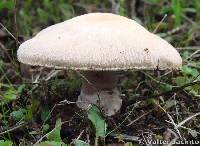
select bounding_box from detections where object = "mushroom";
[17,13,182,116]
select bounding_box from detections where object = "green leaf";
[175,76,189,86]
[190,84,200,94]
[189,89,198,96]
[0,140,13,146]
[58,4,72,20]
[17,84,25,93]
[10,108,26,121]
[2,84,25,104]
[191,69,199,78]
[196,0,200,21]
[181,65,199,77]
[31,98,40,113]
[47,118,62,141]
[87,106,107,138]
[0,0,15,10]
[182,51,189,60]
[181,65,193,75]
[125,142,133,146]
[164,100,176,109]
[24,98,39,121]
[75,140,88,146]
[25,105,33,121]
[3,88,18,102]
[37,8,49,23]
[43,124,50,133]
[41,106,50,122]
[38,141,69,146]
[160,84,173,92]
[29,131,38,135]
[172,0,182,26]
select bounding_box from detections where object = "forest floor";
[0,0,200,146]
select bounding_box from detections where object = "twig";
[159,24,187,38]
[178,125,200,135]
[0,42,13,63]
[154,80,200,97]
[33,120,70,146]
[41,98,79,128]
[75,71,93,85]
[187,63,200,69]
[109,133,139,142]
[126,109,154,126]
[173,93,179,124]
[166,120,200,136]
[141,71,169,85]
[32,67,44,83]
[157,104,182,138]
[0,22,20,44]
[106,101,141,136]
[177,46,200,50]
[76,130,84,140]
[33,126,58,145]
[71,130,85,145]
[160,71,172,78]
[175,112,200,129]
[0,70,10,82]
[27,69,60,95]
[13,0,19,47]
[0,122,27,135]
[182,14,196,25]
[44,70,61,81]
[153,14,167,33]
[0,42,19,71]
[189,49,200,59]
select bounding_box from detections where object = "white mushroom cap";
[17,13,182,70]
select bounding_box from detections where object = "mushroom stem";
[76,71,122,116]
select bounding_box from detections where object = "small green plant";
[195,0,200,21]
[74,140,88,146]
[87,105,107,146]
[88,106,107,138]
[0,0,14,10]
[0,140,13,146]
[0,0,200,145]
[37,118,69,146]
[172,0,182,27]
[1,84,25,105]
